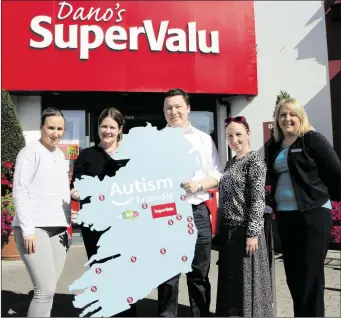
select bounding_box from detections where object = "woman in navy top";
[267,98,341,317]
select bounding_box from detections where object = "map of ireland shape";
[69,124,200,317]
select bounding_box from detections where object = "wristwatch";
[197,183,204,192]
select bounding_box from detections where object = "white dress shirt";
[176,123,223,205]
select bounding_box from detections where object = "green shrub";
[270,90,291,142]
[1,90,26,164]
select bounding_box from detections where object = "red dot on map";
[131,256,137,263]
[188,223,194,229]
[182,256,188,262]
[91,286,97,292]
[142,203,148,209]
[180,195,186,201]
[99,195,105,201]
[176,215,182,221]
[127,297,133,304]
[134,211,139,217]
[160,248,166,254]
[95,268,102,274]
[168,220,174,225]
[187,216,193,222]
[188,229,194,235]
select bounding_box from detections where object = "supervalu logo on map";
[151,202,177,219]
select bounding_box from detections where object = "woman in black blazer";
[267,98,341,317]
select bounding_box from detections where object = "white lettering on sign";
[110,178,173,196]
[154,207,174,214]
[29,3,220,60]
[57,1,125,23]
[110,177,174,206]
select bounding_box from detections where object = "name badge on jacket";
[291,148,302,153]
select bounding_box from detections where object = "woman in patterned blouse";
[215,116,272,317]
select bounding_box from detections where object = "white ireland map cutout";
[69,124,200,317]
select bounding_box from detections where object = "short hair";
[164,88,190,105]
[41,107,64,126]
[98,107,125,142]
[273,98,313,142]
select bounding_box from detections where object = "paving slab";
[2,245,340,317]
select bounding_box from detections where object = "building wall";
[226,0,333,158]
[325,0,341,159]
[11,95,42,144]
[10,1,333,161]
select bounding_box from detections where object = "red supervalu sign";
[2,1,257,94]
[151,202,177,219]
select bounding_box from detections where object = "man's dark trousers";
[157,203,212,317]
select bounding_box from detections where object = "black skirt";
[215,225,273,317]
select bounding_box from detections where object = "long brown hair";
[98,108,125,142]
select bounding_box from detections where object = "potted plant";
[1,90,26,260]
[1,189,19,259]
[1,159,20,259]
[331,201,341,250]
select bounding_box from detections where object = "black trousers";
[157,203,212,317]
[81,226,137,317]
[275,207,332,317]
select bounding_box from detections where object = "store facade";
[3,0,334,162]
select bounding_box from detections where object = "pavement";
[2,242,340,317]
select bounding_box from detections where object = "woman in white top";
[13,107,70,317]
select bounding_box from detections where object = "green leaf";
[1,90,26,164]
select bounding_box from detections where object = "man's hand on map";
[181,180,200,194]
[71,188,81,201]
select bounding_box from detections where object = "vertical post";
[264,207,277,317]
[215,99,228,163]
[271,214,277,317]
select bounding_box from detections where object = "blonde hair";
[273,98,313,142]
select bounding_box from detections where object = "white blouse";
[12,141,70,237]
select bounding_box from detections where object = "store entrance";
[90,111,165,145]
[42,91,218,147]
[88,93,167,145]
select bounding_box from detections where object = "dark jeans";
[275,207,332,317]
[81,226,137,317]
[157,203,212,317]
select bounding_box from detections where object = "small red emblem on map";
[127,297,133,303]
[131,256,137,263]
[142,203,148,209]
[188,223,194,229]
[91,286,97,292]
[95,268,102,274]
[176,214,182,221]
[99,195,105,201]
[182,256,188,262]
[188,229,194,234]
[180,195,186,201]
[168,220,174,225]
[160,248,166,255]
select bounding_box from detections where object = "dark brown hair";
[224,116,250,132]
[164,88,190,106]
[98,107,125,142]
[41,107,64,126]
